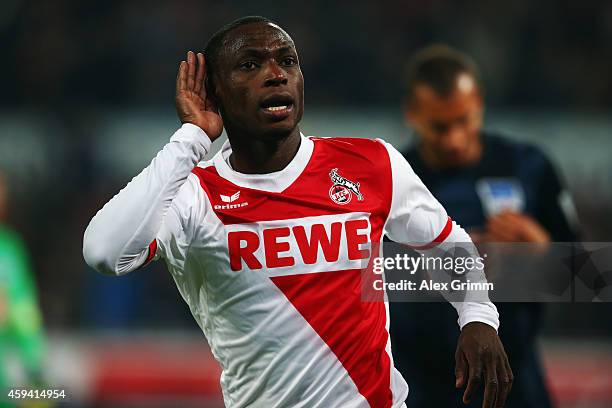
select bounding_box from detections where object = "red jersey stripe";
[410,216,453,250]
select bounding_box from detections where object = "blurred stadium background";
[1,0,611,407]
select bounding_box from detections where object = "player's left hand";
[455,321,513,408]
[486,211,550,243]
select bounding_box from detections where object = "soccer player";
[392,45,577,408]
[0,172,46,393]
[83,17,511,408]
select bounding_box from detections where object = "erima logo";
[214,191,249,210]
[221,191,240,203]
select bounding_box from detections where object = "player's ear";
[205,74,221,112]
[205,75,214,99]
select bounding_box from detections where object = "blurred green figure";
[0,172,45,406]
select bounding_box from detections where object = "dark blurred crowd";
[2,0,612,108]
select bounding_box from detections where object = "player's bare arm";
[455,322,513,408]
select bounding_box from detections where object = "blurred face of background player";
[210,22,304,140]
[405,72,484,169]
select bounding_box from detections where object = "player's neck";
[227,128,302,174]
[420,139,483,170]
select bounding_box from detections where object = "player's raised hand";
[175,51,223,141]
[455,322,513,408]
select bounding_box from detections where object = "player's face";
[213,22,304,138]
[406,73,484,168]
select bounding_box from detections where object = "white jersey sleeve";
[83,123,211,276]
[381,140,499,331]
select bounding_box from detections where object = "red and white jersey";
[83,124,499,408]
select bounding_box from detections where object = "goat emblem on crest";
[328,168,364,205]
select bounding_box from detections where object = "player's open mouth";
[264,105,291,112]
[260,94,294,121]
[262,104,293,118]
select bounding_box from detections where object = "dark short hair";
[203,16,275,93]
[404,44,481,104]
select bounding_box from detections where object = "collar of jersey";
[212,133,314,193]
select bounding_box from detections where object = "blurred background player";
[0,171,46,399]
[389,45,578,408]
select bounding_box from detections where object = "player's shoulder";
[307,136,399,179]
[308,135,390,159]
[190,159,219,190]
[193,158,216,173]
[485,132,549,163]
[484,133,557,182]
[0,224,27,256]
[308,135,386,147]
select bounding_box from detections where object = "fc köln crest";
[329,168,364,205]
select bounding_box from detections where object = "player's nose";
[446,125,468,146]
[263,61,288,87]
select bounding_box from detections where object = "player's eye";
[239,61,258,70]
[431,122,449,134]
[281,57,297,66]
